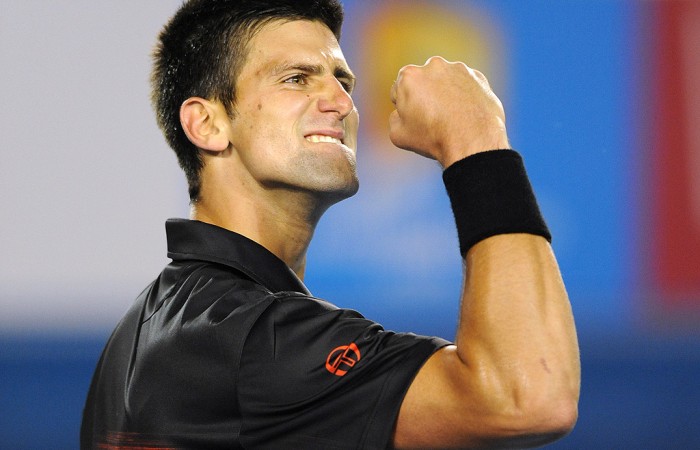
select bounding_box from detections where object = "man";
[82,0,580,448]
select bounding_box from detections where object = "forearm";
[389,58,579,448]
[393,234,579,449]
[442,149,580,442]
[457,233,580,423]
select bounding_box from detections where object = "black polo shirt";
[81,219,449,449]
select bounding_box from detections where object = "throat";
[191,194,316,280]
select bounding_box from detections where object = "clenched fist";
[389,56,510,168]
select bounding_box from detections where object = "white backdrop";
[0,2,188,332]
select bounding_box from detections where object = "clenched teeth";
[306,135,342,144]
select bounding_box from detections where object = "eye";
[284,74,307,85]
[339,79,354,94]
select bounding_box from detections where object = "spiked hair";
[151,0,344,201]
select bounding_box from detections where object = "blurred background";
[1,0,699,447]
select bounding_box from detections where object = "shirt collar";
[165,218,310,295]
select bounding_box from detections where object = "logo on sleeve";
[325,342,361,377]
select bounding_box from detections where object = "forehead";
[243,19,351,74]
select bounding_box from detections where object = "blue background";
[2,1,699,448]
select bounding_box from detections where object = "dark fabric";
[81,219,449,449]
[443,149,551,255]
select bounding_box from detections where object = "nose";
[318,77,354,119]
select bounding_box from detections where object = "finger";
[391,65,409,102]
[470,68,491,87]
[424,55,448,66]
[388,109,410,149]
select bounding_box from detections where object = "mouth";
[305,134,344,145]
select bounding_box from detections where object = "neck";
[192,185,330,281]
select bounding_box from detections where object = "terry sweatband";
[442,149,551,256]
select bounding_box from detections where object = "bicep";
[394,345,479,448]
[394,345,524,449]
[394,341,574,450]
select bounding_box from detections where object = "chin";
[317,176,360,206]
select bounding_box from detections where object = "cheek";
[231,93,309,154]
[238,110,296,165]
[346,109,360,145]
[257,98,306,133]
[349,108,360,131]
[233,104,278,145]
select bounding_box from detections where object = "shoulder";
[240,293,449,401]
[154,260,276,320]
[236,294,449,448]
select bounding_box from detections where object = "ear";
[179,97,230,152]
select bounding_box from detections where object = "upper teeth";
[306,135,341,144]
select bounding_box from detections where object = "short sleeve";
[237,293,450,449]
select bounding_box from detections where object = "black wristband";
[442,149,551,256]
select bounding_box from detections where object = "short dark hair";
[151,0,344,202]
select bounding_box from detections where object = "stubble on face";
[225,20,360,208]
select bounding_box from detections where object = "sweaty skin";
[389,57,580,449]
[182,20,359,279]
[181,20,579,448]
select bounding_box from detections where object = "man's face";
[226,19,359,205]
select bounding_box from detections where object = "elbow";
[554,394,579,434]
[531,394,579,442]
[475,378,579,448]
[505,389,579,447]
[507,360,581,445]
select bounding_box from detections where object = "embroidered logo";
[325,342,361,376]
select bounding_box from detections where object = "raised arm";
[390,57,580,449]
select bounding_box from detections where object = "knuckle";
[399,64,419,77]
[470,68,490,85]
[425,55,447,66]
